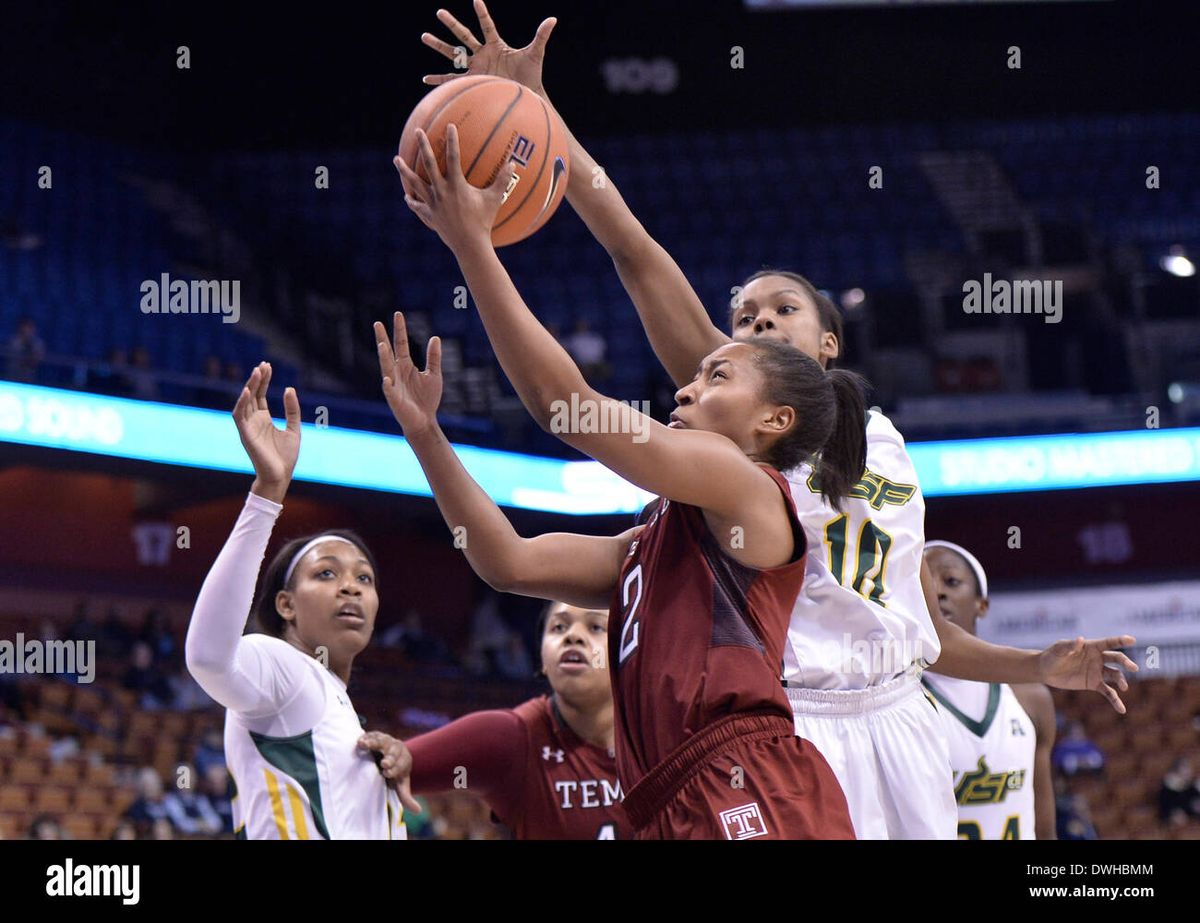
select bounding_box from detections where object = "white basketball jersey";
[783,410,940,689]
[922,675,1037,840]
[224,637,407,840]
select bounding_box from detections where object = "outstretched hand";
[1037,635,1138,714]
[232,361,300,504]
[421,0,556,93]
[375,312,443,437]
[395,123,510,250]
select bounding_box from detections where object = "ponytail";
[749,340,868,511]
[815,369,868,511]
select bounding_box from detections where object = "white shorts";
[787,671,957,840]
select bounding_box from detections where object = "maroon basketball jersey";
[493,696,629,840]
[608,465,806,788]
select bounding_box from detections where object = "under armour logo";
[1011,719,1026,736]
[719,802,768,840]
[542,746,565,763]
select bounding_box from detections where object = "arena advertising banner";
[2,382,1200,512]
[981,580,1200,649]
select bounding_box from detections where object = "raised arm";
[396,140,780,530]
[185,363,321,724]
[418,0,726,388]
[375,313,634,610]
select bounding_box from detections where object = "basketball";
[398,75,570,247]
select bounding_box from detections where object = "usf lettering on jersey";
[923,675,1036,840]
[783,411,940,690]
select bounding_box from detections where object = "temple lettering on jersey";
[553,778,623,810]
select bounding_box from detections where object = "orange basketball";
[399,75,570,247]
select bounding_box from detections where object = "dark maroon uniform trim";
[406,694,629,839]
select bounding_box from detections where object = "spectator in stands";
[171,763,224,835]
[464,592,522,678]
[98,605,133,659]
[192,727,225,777]
[110,819,138,840]
[562,318,610,384]
[196,355,233,410]
[151,817,175,840]
[66,600,97,643]
[1,217,42,251]
[223,360,246,392]
[128,346,160,401]
[1051,719,1105,776]
[168,665,214,710]
[4,316,46,383]
[88,349,135,397]
[125,766,198,835]
[380,610,454,665]
[495,633,533,680]
[200,764,234,835]
[0,700,17,740]
[122,641,175,709]
[1056,793,1099,840]
[1159,757,1200,827]
[0,670,25,724]
[28,814,66,840]
[137,607,177,665]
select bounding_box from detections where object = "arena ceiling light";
[1159,245,1196,278]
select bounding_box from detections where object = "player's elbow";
[610,233,661,275]
[477,542,544,597]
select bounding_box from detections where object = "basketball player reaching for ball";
[921,542,1056,840]
[413,0,1137,839]
[360,601,630,839]
[184,362,418,840]
[375,297,860,839]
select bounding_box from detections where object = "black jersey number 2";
[617,564,644,664]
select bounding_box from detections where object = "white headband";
[283,535,359,587]
[924,540,989,599]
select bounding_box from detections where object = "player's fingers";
[486,155,511,198]
[394,156,430,203]
[437,7,482,52]
[420,32,462,62]
[1103,634,1137,649]
[474,0,501,45]
[392,311,411,367]
[233,384,253,421]
[529,17,557,57]
[1103,665,1129,692]
[445,123,464,183]
[373,320,395,370]
[405,195,436,231]
[422,73,463,87]
[1097,681,1126,714]
[255,362,271,411]
[235,367,260,416]
[282,386,301,435]
[425,335,442,378]
[398,778,422,815]
[1103,649,1139,673]
[357,731,386,752]
[415,129,441,189]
